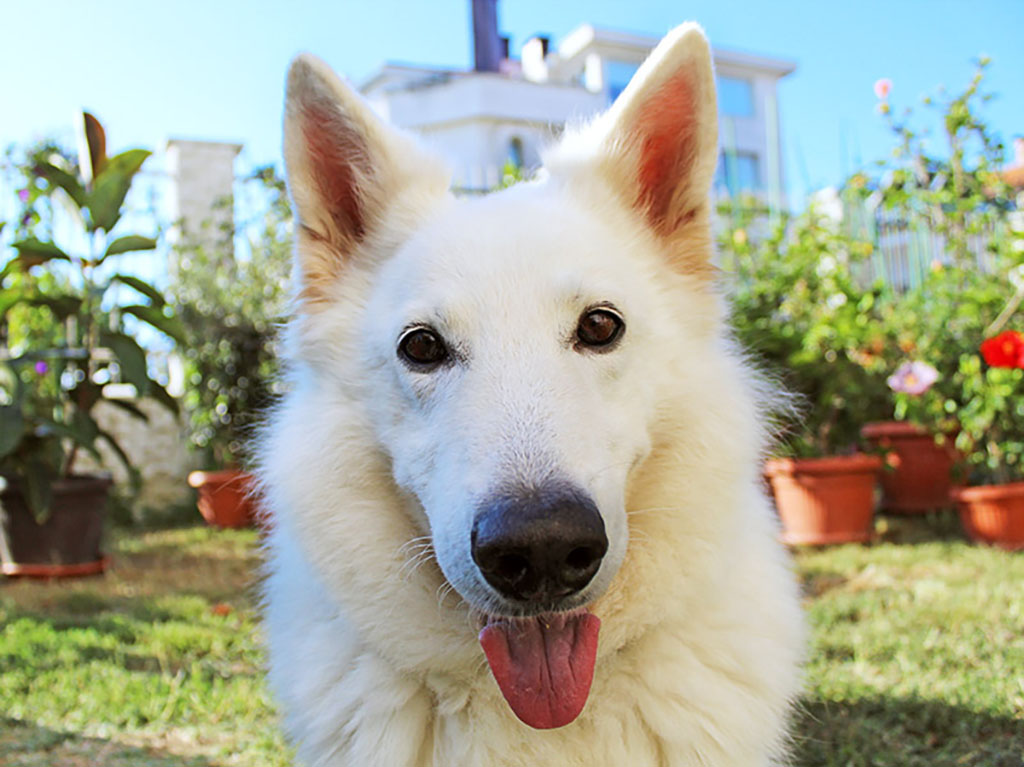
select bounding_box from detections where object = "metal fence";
[842,197,1001,291]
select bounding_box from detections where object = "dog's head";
[280,24,723,729]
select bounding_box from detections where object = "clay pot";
[764,455,882,545]
[951,481,1024,551]
[188,469,257,529]
[0,475,111,577]
[861,421,960,513]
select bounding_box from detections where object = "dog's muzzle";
[470,485,608,605]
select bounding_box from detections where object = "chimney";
[471,0,501,72]
[521,35,551,82]
[1015,137,1024,167]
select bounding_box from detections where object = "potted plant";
[0,116,180,575]
[861,363,961,513]
[172,166,290,528]
[950,327,1024,549]
[847,62,1018,514]
[722,203,888,544]
[891,320,1024,550]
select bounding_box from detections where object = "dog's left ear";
[548,23,719,275]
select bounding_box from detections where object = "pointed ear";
[283,54,448,305]
[548,24,719,275]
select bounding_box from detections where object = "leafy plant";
[171,165,291,468]
[0,114,180,521]
[850,58,1016,271]
[886,268,1024,485]
[722,57,1022,470]
[721,203,893,457]
[859,61,1024,485]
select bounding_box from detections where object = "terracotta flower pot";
[188,469,257,529]
[0,475,111,577]
[861,421,961,513]
[764,454,882,545]
[951,481,1024,551]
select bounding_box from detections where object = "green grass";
[0,527,290,766]
[1,515,1021,765]
[791,514,1024,766]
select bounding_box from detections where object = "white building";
[361,24,795,206]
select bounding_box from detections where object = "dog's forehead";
[380,186,640,305]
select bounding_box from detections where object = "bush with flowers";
[887,278,1024,486]
[170,165,290,470]
[720,201,894,458]
[861,61,1024,486]
[723,57,1024,478]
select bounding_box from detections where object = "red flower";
[980,330,1024,368]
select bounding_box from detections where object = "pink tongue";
[479,612,600,729]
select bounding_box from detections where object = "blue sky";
[2,0,1022,206]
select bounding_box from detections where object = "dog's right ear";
[283,54,448,306]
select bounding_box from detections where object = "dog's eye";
[576,308,625,349]
[398,327,449,367]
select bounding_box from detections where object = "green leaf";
[2,239,72,279]
[146,377,180,416]
[80,111,108,181]
[10,238,71,261]
[36,161,87,208]
[87,148,151,232]
[100,331,149,394]
[108,273,165,306]
[0,362,22,400]
[104,397,150,423]
[71,408,101,446]
[34,415,102,462]
[0,289,24,319]
[0,406,25,458]
[0,293,83,323]
[97,427,141,493]
[103,235,157,261]
[22,295,83,320]
[121,304,184,342]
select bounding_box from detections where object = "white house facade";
[361,24,795,206]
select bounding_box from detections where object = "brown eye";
[576,307,624,349]
[398,327,449,367]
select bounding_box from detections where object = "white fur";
[260,23,804,767]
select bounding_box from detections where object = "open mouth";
[478,608,601,729]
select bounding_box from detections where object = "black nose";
[471,486,608,603]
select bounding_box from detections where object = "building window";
[715,151,761,197]
[507,137,524,169]
[606,60,639,104]
[718,76,754,117]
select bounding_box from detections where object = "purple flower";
[887,361,938,395]
[34,361,49,375]
[17,188,30,203]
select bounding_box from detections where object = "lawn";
[1,515,1021,766]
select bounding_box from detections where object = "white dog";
[259,22,804,767]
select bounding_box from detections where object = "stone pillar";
[164,139,242,260]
